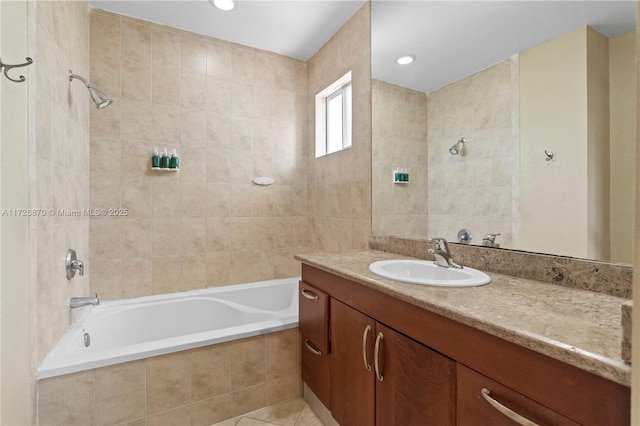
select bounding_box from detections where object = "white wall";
[0,0,32,423]
[520,26,610,259]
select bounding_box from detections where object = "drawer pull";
[304,339,322,356]
[362,325,372,371]
[301,288,319,301]
[481,388,540,426]
[374,331,384,382]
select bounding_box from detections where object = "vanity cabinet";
[300,264,630,426]
[330,299,456,426]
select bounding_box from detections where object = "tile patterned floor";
[213,398,324,426]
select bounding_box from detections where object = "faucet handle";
[482,233,501,247]
[73,259,84,276]
[66,249,85,279]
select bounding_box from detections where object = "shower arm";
[68,70,91,88]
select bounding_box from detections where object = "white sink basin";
[369,259,491,287]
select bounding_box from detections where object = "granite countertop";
[295,250,631,387]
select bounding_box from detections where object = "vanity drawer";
[299,280,330,353]
[457,364,579,426]
[301,335,331,409]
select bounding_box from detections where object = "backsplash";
[370,235,632,299]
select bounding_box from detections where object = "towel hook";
[0,57,33,83]
[544,149,554,161]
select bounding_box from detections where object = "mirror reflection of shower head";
[68,70,113,109]
[449,137,466,155]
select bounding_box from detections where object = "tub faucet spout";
[70,293,99,309]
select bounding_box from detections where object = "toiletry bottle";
[152,147,160,168]
[170,148,179,169]
[161,148,170,168]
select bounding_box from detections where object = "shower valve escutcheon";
[66,248,84,280]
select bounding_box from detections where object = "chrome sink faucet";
[70,294,99,309]
[428,237,462,269]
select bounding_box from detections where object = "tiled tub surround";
[37,329,300,426]
[294,250,631,387]
[88,9,311,299]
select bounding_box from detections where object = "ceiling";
[372,1,637,93]
[89,1,636,93]
[87,0,366,61]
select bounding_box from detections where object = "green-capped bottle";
[170,148,179,169]
[152,147,160,168]
[161,148,170,168]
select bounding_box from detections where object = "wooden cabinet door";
[301,336,331,409]
[299,280,330,353]
[457,364,580,426]
[330,299,375,426]
[375,323,456,426]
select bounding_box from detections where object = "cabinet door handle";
[304,339,322,356]
[374,331,384,382]
[301,288,319,301]
[362,325,372,371]
[481,388,540,426]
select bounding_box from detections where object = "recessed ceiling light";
[211,0,235,11]
[396,55,416,65]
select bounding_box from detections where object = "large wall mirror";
[371,1,637,264]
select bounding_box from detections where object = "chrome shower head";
[88,87,112,109]
[449,137,466,155]
[68,70,112,109]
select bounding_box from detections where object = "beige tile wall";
[306,3,372,251]
[426,58,519,247]
[37,329,300,426]
[372,79,429,238]
[88,10,310,299]
[32,0,91,366]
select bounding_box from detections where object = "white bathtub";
[37,277,299,379]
